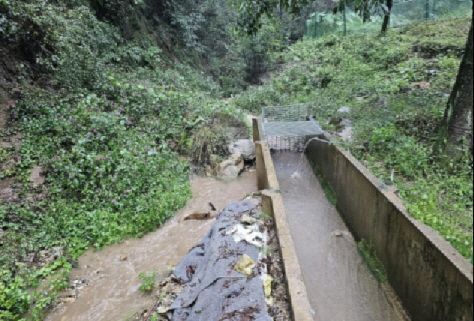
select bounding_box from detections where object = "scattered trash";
[140,198,290,321]
[241,213,257,225]
[234,254,256,276]
[183,211,215,221]
[227,223,264,248]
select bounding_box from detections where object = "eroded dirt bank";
[273,151,408,321]
[45,172,256,321]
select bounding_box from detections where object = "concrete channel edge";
[305,138,473,321]
[253,118,314,321]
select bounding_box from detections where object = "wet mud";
[45,172,256,321]
[272,151,408,321]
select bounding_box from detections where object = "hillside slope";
[0,2,246,320]
[233,17,473,261]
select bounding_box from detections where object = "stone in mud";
[217,153,244,179]
[229,139,255,161]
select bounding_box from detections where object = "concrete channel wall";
[305,139,473,321]
[253,116,314,321]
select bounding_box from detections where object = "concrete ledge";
[306,139,473,321]
[253,117,313,321]
[262,191,314,321]
[252,117,263,142]
[255,142,280,191]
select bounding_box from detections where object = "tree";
[441,16,473,156]
[380,0,393,33]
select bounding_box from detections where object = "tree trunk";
[442,18,473,155]
[362,2,370,23]
[343,0,347,36]
[425,0,430,20]
[381,0,393,34]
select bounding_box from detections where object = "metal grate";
[261,104,323,152]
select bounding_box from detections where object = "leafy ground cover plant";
[0,2,246,320]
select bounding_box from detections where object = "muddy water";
[273,152,407,321]
[46,172,256,321]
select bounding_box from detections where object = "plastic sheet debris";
[167,198,273,321]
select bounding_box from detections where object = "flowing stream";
[45,172,256,321]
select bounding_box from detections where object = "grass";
[358,240,387,283]
[138,272,156,294]
[233,17,473,261]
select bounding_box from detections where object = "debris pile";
[141,197,290,321]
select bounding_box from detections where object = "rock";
[29,165,45,188]
[120,255,128,261]
[220,165,240,179]
[337,106,351,114]
[228,139,255,161]
[217,153,244,179]
[337,118,353,142]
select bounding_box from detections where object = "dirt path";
[273,151,408,321]
[45,172,256,321]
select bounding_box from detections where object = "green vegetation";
[233,17,473,261]
[309,158,338,206]
[358,240,387,283]
[0,1,251,320]
[0,0,472,319]
[138,271,156,293]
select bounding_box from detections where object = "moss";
[357,240,388,283]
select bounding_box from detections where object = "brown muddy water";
[45,172,256,321]
[272,151,408,321]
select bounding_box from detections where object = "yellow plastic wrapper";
[234,254,256,276]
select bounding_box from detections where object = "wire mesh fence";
[305,0,471,38]
[261,104,324,151]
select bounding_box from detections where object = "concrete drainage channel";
[253,113,473,321]
[72,110,471,321]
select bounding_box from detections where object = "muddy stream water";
[273,151,408,321]
[46,172,256,321]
